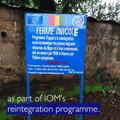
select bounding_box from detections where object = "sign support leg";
[26,74,31,120]
[80,73,84,120]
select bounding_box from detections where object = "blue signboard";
[25,13,87,74]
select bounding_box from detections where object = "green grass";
[65,87,80,97]
[0,96,27,120]
[36,84,113,100]
[75,115,79,120]
[85,84,113,96]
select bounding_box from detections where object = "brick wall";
[0,6,25,83]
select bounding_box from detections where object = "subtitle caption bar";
[6,103,100,115]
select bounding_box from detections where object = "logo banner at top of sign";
[25,13,87,74]
[26,14,85,28]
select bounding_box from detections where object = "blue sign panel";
[25,13,87,74]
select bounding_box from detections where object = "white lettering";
[36,27,54,35]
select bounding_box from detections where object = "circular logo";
[31,16,39,24]
[72,16,84,28]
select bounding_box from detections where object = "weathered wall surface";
[0,5,120,84]
[86,20,120,83]
[0,6,25,83]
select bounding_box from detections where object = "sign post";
[80,73,85,120]
[26,74,31,120]
[25,13,87,120]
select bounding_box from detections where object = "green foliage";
[56,87,65,94]
[37,90,46,96]
[1,0,29,7]
[56,0,85,13]
[56,5,64,13]
[56,0,120,22]
[85,84,113,96]
[37,90,46,102]
[37,86,63,92]
[37,84,113,99]
[1,0,120,22]
[78,0,120,22]
[75,115,79,120]
[0,99,16,120]
[0,110,16,120]
[0,0,39,8]
[65,87,80,97]
[106,0,120,22]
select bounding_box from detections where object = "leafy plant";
[37,90,46,102]
[75,115,79,120]
[85,84,113,96]
[0,99,16,120]
[55,87,64,94]
[65,87,80,98]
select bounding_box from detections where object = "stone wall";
[0,5,120,84]
[86,19,120,83]
[0,5,25,83]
